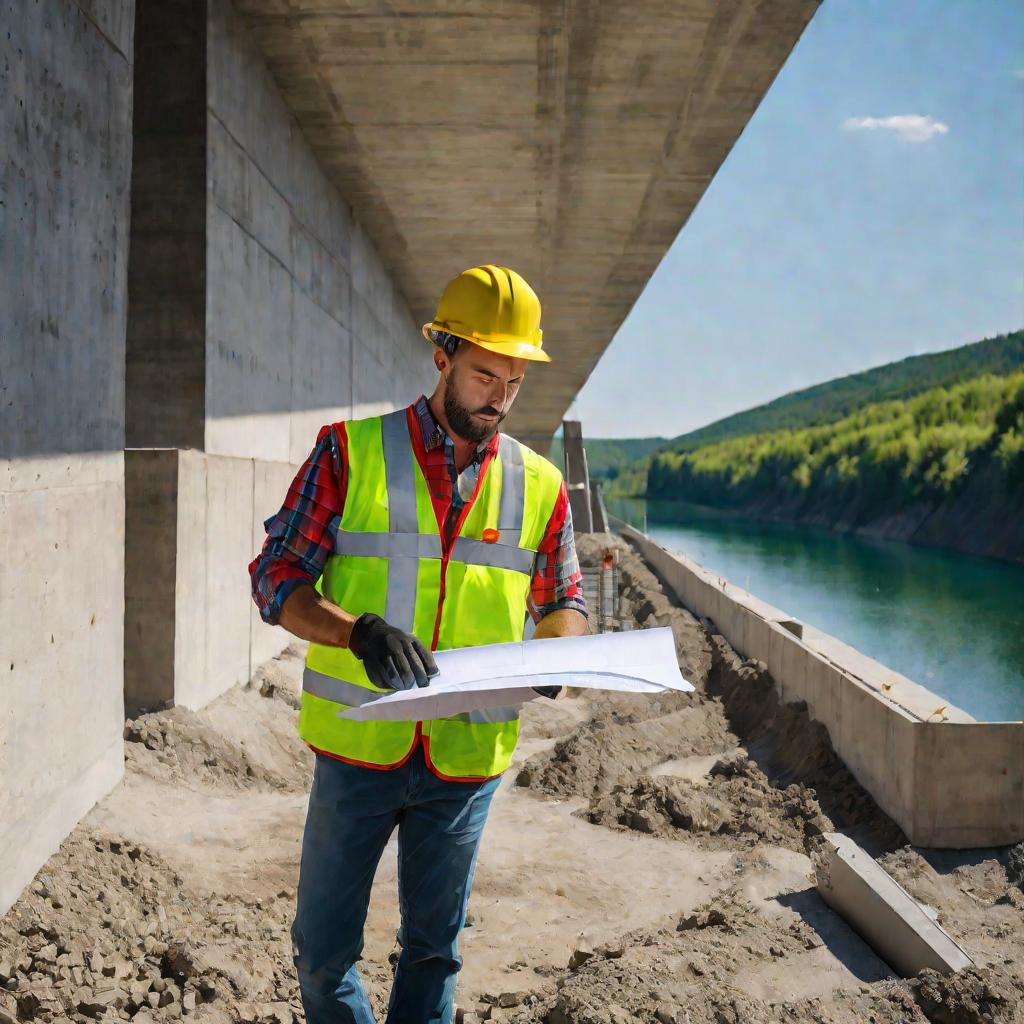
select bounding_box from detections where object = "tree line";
[643,372,1024,517]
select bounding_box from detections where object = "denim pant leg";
[293,754,407,1024]
[386,770,502,1024]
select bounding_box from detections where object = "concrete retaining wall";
[620,524,1024,848]
[1,0,135,913]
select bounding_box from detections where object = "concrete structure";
[123,0,435,714]
[562,420,593,533]
[233,0,821,448]
[619,524,1024,848]
[3,0,818,913]
[1,0,134,914]
[816,833,973,976]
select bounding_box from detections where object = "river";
[608,499,1024,723]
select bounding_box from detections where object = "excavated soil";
[3,535,1023,1024]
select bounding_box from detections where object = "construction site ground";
[2,535,1023,1024]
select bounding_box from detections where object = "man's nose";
[487,380,511,411]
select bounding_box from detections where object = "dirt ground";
[2,535,1022,1024]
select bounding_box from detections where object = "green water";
[609,498,1024,723]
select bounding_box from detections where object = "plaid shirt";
[249,396,587,629]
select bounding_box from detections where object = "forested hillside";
[668,329,1024,453]
[585,330,1023,487]
[595,330,1024,563]
[645,371,1024,562]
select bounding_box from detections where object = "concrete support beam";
[816,833,973,977]
[590,478,609,534]
[234,0,822,445]
[562,420,593,533]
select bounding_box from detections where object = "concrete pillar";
[590,477,610,534]
[562,420,594,533]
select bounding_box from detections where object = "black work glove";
[532,685,562,700]
[349,613,439,690]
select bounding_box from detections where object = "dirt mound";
[586,754,831,854]
[509,888,919,1024]
[514,702,732,799]
[0,830,305,1023]
[909,967,1024,1024]
[707,634,907,854]
[123,661,311,795]
[124,707,298,793]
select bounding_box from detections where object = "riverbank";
[1,537,1022,1023]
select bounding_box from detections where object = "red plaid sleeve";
[248,423,348,624]
[528,481,588,623]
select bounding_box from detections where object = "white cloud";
[841,114,950,143]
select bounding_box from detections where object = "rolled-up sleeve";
[248,423,348,624]
[528,481,588,623]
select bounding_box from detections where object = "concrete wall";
[619,524,1024,849]
[123,0,435,713]
[1,0,135,913]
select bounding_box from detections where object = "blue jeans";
[292,746,502,1024]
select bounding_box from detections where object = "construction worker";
[249,265,588,1024]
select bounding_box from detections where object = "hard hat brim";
[421,324,552,363]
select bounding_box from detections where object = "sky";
[571,0,1024,439]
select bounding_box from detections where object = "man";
[249,265,588,1024]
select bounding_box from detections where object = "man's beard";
[444,384,506,443]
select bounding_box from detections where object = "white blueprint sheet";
[337,626,694,722]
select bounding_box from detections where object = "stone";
[76,986,126,1018]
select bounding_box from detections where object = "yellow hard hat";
[422,265,550,363]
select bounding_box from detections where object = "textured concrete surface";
[620,523,1024,848]
[235,0,820,448]
[124,0,438,719]
[1,0,134,914]
[125,449,298,714]
[127,0,435,461]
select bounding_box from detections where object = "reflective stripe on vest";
[303,663,521,724]
[382,409,419,632]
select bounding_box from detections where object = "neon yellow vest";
[298,408,564,779]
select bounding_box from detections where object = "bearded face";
[440,347,527,443]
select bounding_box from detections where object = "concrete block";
[172,450,209,708]
[816,833,972,976]
[124,450,180,714]
[1,453,125,914]
[779,629,810,705]
[913,723,1024,848]
[764,624,790,696]
[194,455,255,708]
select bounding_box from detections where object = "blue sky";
[572,0,1024,439]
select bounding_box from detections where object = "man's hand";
[530,608,589,700]
[349,613,439,691]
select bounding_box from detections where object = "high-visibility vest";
[298,408,564,780]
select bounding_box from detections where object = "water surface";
[610,498,1024,722]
